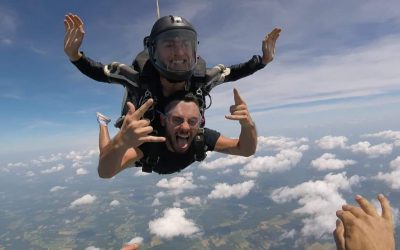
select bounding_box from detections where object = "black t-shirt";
[137,128,221,174]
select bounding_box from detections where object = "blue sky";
[2,1,400,248]
[1,0,400,162]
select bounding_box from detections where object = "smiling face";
[153,29,196,73]
[163,100,201,154]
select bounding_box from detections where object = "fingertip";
[355,194,363,200]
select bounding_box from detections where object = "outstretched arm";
[214,88,257,157]
[64,13,140,85]
[222,28,281,83]
[98,99,166,178]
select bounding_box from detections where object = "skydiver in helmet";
[64,13,280,173]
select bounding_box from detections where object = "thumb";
[233,88,244,105]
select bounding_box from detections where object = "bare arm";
[214,88,257,157]
[98,100,165,178]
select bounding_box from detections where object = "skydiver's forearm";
[98,133,130,178]
[223,55,266,83]
[237,122,258,157]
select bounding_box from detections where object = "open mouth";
[176,134,189,149]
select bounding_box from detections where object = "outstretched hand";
[225,88,254,127]
[121,99,165,149]
[64,13,85,61]
[334,194,395,250]
[262,28,281,64]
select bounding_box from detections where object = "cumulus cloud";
[110,200,120,207]
[85,246,101,250]
[315,136,348,150]
[271,172,361,238]
[240,148,306,178]
[25,171,35,177]
[199,155,252,170]
[148,207,200,239]
[152,198,161,206]
[311,153,356,171]
[85,247,100,250]
[134,169,150,176]
[41,164,65,174]
[50,186,66,192]
[127,236,144,245]
[183,196,202,206]
[208,180,255,199]
[374,156,400,189]
[257,136,309,152]
[7,162,27,168]
[363,130,400,146]
[66,150,97,169]
[349,141,393,158]
[70,194,96,208]
[198,176,207,181]
[279,229,296,240]
[156,172,197,194]
[31,153,63,166]
[76,168,89,175]
[66,150,97,161]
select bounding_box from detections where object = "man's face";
[163,100,200,154]
[155,30,196,72]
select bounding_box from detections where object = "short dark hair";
[164,91,200,114]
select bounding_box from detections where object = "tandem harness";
[104,49,228,173]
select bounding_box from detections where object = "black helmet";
[148,15,197,82]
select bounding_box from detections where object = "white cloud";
[7,162,27,168]
[311,153,356,171]
[240,148,305,178]
[349,141,393,158]
[183,196,202,206]
[127,236,144,245]
[148,207,200,239]
[110,200,120,207]
[72,161,92,169]
[152,198,161,206]
[25,171,35,177]
[134,169,150,176]
[85,247,100,250]
[76,168,89,175]
[279,229,296,240]
[374,156,400,189]
[41,164,65,174]
[315,136,348,150]
[363,130,400,147]
[156,172,197,194]
[271,172,361,238]
[50,186,66,192]
[70,194,97,208]
[257,136,309,152]
[66,150,98,161]
[199,154,252,170]
[198,176,207,181]
[31,153,63,166]
[208,180,255,199]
